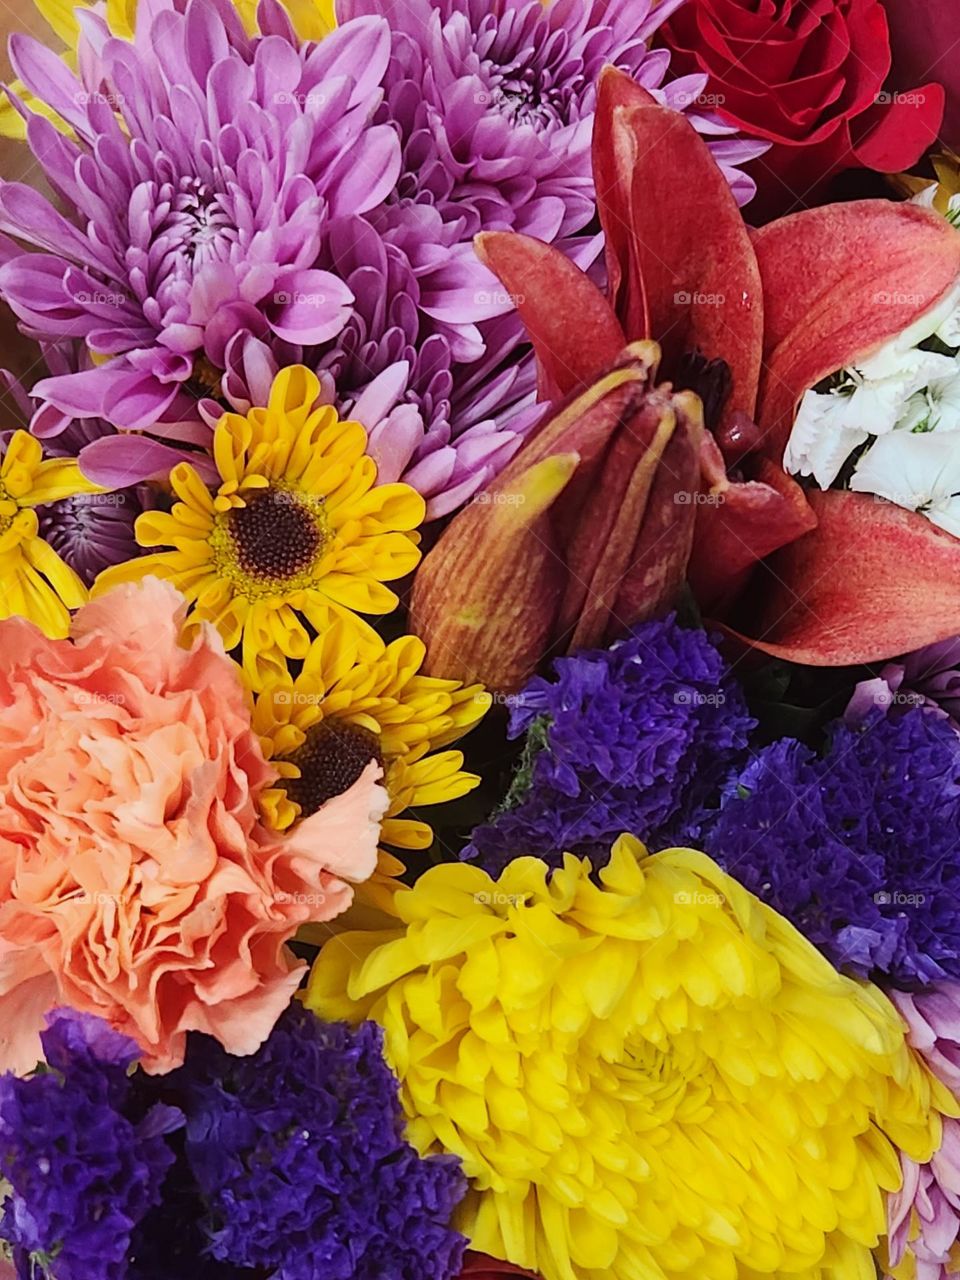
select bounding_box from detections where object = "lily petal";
[725,489,960,665]
[754,200,960,462]
[474,230,624,401]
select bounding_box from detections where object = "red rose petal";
[852,81,946,171]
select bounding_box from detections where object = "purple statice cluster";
[0,1006,466,1280]
[0,1010,179,1280]
[0,0,763,527]
[464,615,756,874]
[705,709,960,988]
[168,1005,466,1280]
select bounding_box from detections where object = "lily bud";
[410,342,704,691]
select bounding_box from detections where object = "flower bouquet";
[1,0,960,1277]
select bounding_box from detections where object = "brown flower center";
[283,721,382,818]
[229,490,322,582]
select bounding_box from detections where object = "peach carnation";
[0,577,386,1075]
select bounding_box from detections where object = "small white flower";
[784,389,868,488]
[850,431,960,538]
[898,364,960,433]
[783,345,955,487]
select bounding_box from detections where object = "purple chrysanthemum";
[847,637,960,735]
[705,710,960,987]
[884,986,960,1280]
[0,0,396,476]
[165,1004,466,1280]
[341,0,767,361]
[464,615,756,875]
[0,1010,180,1280]
[0,0,765,524]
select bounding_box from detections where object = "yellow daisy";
[252,620,491,912]
[0,431,97,638]
[94,367,425,686]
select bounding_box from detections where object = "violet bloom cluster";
[0,1005,466,1280]
[464,616,756,875]
[0,0,763,524]
[0,1010,179,1280]
[706,710,960,988]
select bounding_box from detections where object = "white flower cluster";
[784,247,960,539]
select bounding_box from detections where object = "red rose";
[881,0,960,150]
[661,0,944,219]
[459,1254,539,1278]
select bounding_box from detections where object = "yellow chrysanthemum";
[0,431,98,637]
[252,620,491,917]
[0,0,335,138]
[307,836,957,1280]
[93,367,425,686]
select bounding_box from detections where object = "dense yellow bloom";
[94,367,424,687]
[0,431,98,637]
[307,836,956,1280]
[0,0,335,138]
[252,621,490,914]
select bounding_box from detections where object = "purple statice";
[0,1010,180,1280]
[847,637,960,735]
[341,0,767,361]
[464,615,756,874]
[705,710,960,988]
[0,0,395,479]
[166,1003,466,1280]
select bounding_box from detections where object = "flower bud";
[410,342,704,691]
